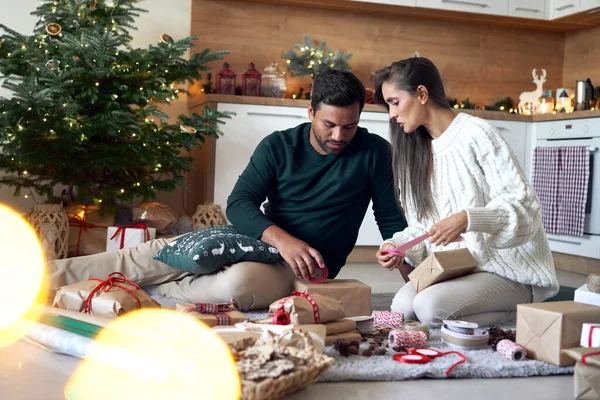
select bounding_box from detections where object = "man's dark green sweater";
[226,122,407,278]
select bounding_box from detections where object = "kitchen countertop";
[189,94,600,122]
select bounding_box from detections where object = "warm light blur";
[0,204,48,348]
[65,309,241,400]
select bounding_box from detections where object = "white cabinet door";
[352,0,416,5]
[355,112,394,246]
[416,0,509,15]
[214,103,308,212]
[550,0,580,18]
[508,0,546,19]
[487,120,529,177]
[580,0,600,12]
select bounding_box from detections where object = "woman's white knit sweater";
[384,113,559,302]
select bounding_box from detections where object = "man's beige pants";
[391,272,533,326]
[49,237,295,311]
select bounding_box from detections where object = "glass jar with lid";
[261,62,287,98]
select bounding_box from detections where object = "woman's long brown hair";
[372,58,451,221]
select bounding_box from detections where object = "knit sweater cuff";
[466,207,499,234]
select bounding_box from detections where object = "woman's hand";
[429,210,468,246]
[376,243,405,271]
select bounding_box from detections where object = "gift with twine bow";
[53,272,160,317]
[269,291,345,326]
[175,302,248,328]
[106,223,156,251]
[563,347,600,399]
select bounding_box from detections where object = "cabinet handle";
[247,112,306,119]
[441,0,489,7]
[515,7,540,13]
[492,126,508,131]
[555,3,575,11]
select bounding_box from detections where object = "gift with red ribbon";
[67,204,113,256]
[562,347,600,399]
[580,323,600,348]
[106,223,156,252]
[53,272,160,317]
[269,291,346,325]
[175,302,248,327]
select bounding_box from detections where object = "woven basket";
[234,329,334,400]
[192,202,227,230]
[28,203,69,260]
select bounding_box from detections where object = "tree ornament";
[160,33,174,44]
[46,23,62,36]
[180,125,197,134]
[88,0,97,9]
[45,59,59,71]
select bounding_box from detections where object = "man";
[49,70,406,310]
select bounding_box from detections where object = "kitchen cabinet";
[549,0,580,19]
[508,0,547,19]
[487,120,530,177]
[580,0,600,12]
[415,0,509,16]
[352,0,416,5]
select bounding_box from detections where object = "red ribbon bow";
[185,302,235,326]
[83,272,141,314]
[275,291,321,325]
[110,223,151,250]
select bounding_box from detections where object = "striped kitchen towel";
[532,147,560,234]
[557,146,590,236]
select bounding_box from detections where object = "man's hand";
[428,210,468,246]
[261,225,326,280]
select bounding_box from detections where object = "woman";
[373,57,558,327]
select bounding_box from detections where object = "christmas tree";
[0,0,232,211]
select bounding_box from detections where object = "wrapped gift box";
[175,303,248,328]
[106,225,156,252]
[563,347,600,399]
[581,323,600,348]
[575,284,600,307]
[53,274,160,317]
[324,319,356,335]
[269,292,345,325]
[516,301,600,366]
[409,248,477,293]
[294,279,371,317]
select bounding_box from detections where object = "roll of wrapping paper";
[441,324,489,349]
[372,310,403,329]
[402,320,430,339]
[388,329,427,351]
[496,339,527,361]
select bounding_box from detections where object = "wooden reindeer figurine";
[518,69,546,114]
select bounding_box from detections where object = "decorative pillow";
[153,225,283,274]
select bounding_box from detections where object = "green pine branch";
[283,35,352,78]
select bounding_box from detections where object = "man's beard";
[313,129,347,155]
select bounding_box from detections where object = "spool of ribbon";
[441,323,489,349]
[184,302,236,326]
[443,320,477,335]
[496,339,527,361]
[382,232,464,258]
[346,315,376,334]
[402,320,430,339]
[309,264,328,284]
[372,310,404,329]
[276,291,321,323]
[388,329,427,352]
[109,223,151,250]
[83,272,141,314]
[587,274,600,293]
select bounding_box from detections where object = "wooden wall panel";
[191,0,564,106]
[563,25,600,91]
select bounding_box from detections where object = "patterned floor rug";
[150,291,574,382]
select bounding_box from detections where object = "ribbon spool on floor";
[388,329,427,352]
[441,320,489,350]
[402,320,430,339]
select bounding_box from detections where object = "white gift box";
[106,226,156,252]
[574,284,600,307]
[580,323,600,348]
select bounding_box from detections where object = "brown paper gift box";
[175,303,249,328]
[408,248,478,293]
[53,278,160,317]
[325,331,362,346]
[324,319,357,335]
[563,348,600,399]
[269,292,346,325]
[294,279,371,317]
[516,301,600,366]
